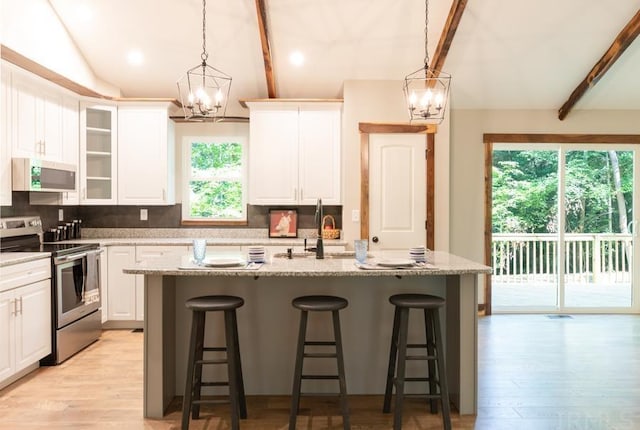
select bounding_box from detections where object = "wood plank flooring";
[1,315,639,429]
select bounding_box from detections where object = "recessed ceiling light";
[289,50,305,67]
[127,50,144,66]
[75,4,93,22]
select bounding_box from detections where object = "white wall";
[450,109,640,303]
[1,0,119,96]
[342,80,451,251]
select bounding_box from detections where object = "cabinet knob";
[372,236,379,243]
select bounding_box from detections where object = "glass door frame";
[484,135,640,315]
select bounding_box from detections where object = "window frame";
[181,135,248,225]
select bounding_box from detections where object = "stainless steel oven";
[0,216,102,365]
[54,248,101,328]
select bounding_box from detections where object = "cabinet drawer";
[0,258,51,292]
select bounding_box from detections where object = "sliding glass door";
[492,144,639,313]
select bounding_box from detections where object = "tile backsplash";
[1,192,341,233]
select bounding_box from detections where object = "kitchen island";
[124,250,490,419]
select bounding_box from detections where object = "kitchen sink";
[273,251,366,259]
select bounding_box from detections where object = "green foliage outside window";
[493,150,633,234]
[188,141,245,220]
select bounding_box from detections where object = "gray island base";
[123,251,491,419]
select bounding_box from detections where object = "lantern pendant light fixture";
[177,0,232,121]
[403,0,451,124]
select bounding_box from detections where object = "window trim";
[181,135,248,225]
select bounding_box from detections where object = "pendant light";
[176,0,232,121]
[403,0,451,124]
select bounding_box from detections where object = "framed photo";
[269,209,298,238]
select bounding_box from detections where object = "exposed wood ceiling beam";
[430,0,468,74]
[558,9,640,120]
[255,0,277,98]
[1,44,180,106]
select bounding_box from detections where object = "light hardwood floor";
[1,315,639,429]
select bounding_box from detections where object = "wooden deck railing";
[492,233,632,284]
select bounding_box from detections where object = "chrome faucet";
[314,198,324,259]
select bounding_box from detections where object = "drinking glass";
[354,239,368,263]
[192,239,207,265]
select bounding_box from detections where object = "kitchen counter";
[0,252,51,267]
[131,250,490,419]
[52,237,347,248]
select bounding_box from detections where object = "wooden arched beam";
[558,9,640,120]
[254,0,277,98]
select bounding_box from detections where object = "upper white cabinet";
[1,65,12,206]
[60,95,80,205]
[80,103,117,205]
[247,101,342,205]
[11,71,63,161]
[117,104,175,205]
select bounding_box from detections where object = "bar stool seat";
[289,295,350,430]
[383,293,451,430]
[182,295,247,430]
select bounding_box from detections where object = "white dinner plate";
[376,258,416,268]
[203,258,246,268]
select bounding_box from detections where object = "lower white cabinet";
[0,259,52,388]
[134,246,187,320]
[106,246,137,321]
[106,245,188,324]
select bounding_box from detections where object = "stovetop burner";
[0,216,98,256]
[10,242,100,255]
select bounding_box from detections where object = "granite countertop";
[0,252,51,267]
[50,237,347,247]
[123,250,492,277]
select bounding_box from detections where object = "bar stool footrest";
[304,352,338,358]
[301,374,340,380]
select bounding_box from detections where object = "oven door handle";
[54,248,103,264]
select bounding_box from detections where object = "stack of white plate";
[247,246,266,263]
[409,246,427,262]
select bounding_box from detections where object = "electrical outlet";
[352,209,360,222]
[58,209,64,221]
[140,209,148,221]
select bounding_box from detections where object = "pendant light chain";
[201,0,208,63]
[423,0,430,69]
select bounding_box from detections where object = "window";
[182,136,247,223]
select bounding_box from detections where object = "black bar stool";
[182,295,247,430]
[383,293,451,430]
[289,295,350,430]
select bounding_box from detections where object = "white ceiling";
[48,0,640,118]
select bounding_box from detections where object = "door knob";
[372,236,379,243]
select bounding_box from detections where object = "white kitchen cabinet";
[134,246,187,320]
[0,258,51,388]
[106,246,136,321]
[60,95,80,205]
[80,103,117,204]
[117,104,175,205]
[11,71,63,161]
[0,65,12,206]
[99,247,109,323]
[247,102,342,205]
[106,245,188,324]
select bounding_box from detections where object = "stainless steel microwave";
[12,158,77,192]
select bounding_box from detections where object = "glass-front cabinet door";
[79,103,117,204]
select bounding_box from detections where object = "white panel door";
[369,134,426,250]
